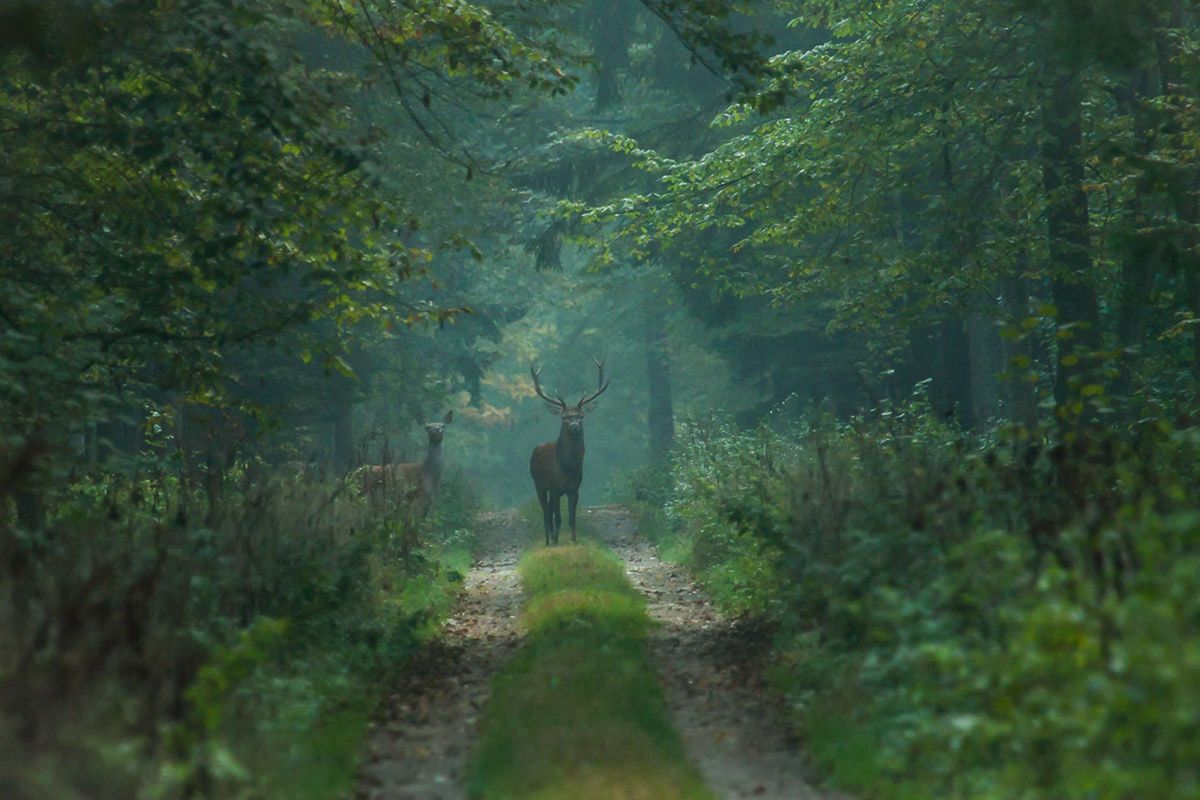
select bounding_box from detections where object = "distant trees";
[0,0,571,514]
[581,1,1200,426]
[0,0,774,491]
[9,0,1194,501]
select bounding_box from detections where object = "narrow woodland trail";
[594,505,835,800]
[357,511,523,799]
[357,506,834,800]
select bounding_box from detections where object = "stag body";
[362,411,452,519]
[529,421,585,546]
[529,361,608,545]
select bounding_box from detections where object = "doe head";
[424,410,453,443]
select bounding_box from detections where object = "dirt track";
[356,512,523,800]
[357,506,835,800]
[594,505,833,800]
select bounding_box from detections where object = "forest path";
[356,510,524,800]
[357,505,833,800]
[592,505,836,800]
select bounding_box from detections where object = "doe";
[362,411,453,519]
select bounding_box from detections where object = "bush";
[0,462,479,799]
[645,397,1200,800]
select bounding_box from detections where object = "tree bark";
[1111,67,1164,399]
[333,398,356,475]
[1000,274,1040,426]
[15,489,43,531]
[590,0,634,111]
[644,302,675,464]
[1161,2,1200,388]
[1042,62,1102,408]
[968,306,1004,426]
[935,315,973,428]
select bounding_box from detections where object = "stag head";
[530,358,609,430]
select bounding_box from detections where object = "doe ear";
[443,410,454,424]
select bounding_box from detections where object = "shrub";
[0,462,479,799]
[645,397,1200,800]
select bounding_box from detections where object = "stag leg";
[537,487,552,547]
[550,492,562,545]
[567,490,579,543]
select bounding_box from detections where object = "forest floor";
[356,505,833,800]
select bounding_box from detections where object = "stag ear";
[545,404,564,417]
[580,402,598,416]
[442,410,454,424]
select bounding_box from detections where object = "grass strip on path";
[467,540,714,800]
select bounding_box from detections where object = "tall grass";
[0,466,479,799]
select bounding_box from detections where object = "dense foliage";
[594,8,1200,791]
[631,401,1200,799]
[582,0,1200,422]
[0,2,773,796]
[1,465,477,799]
[5,0,1200,797]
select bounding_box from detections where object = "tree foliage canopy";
[3,2,1200,798]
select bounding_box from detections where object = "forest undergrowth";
[626,393,1200,800]
[0,468,478,800]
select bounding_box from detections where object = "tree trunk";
[903,322,938,399]
[15,489,43,531]
[1111,67,1163,400]
[85,422,98,466]
[1042,62,1102,408]
[935,315,973,428]
[174,404,192,490]
[1188,269,1200,387]
[590,0,634,111]
[1161,2,1200,389]
[333,398,356,475]
[968,305,1004,426]
[1000,274,1040,426]
[203,449,222,528]
[1115,197,1157,362]
[644,302,675,464]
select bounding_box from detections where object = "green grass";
[467,540,714,800]
[218,535,476,800]
[250,701,370,800]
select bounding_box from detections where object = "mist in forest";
[3,2,1199,799]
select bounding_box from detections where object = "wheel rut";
[356,511,523,800]
[357,505,839,800]
[590,505,840,800]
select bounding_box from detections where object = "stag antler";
[530,365,567,409]
[578,357,610,408]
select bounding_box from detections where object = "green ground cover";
[627,406,1200,800]
[467,539,713,800]
[1,472,477,800]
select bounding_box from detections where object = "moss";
[467,543,713,800]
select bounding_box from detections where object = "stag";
[529,359,609,545]
[362,411,453,519]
